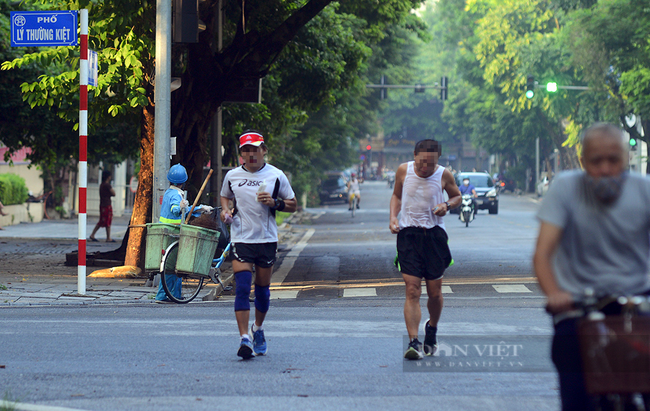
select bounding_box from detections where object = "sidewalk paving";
[0,211,238,307]
[0,210,132,240]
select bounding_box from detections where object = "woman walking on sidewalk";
[90,170,116,242]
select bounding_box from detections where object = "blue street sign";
[11,11,78,47]
[88,50,98,87]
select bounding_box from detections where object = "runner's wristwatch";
[445,201,450,209]
[272,198,286,211]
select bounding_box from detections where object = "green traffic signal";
[547,82,558,92]
[526,75,535,98]
[630,138,637,147]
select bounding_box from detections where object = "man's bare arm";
[220,196,233,222]
[433,169,461,216]
[389,163,407,233]
[281,198,298,213]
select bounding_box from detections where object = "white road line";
[343,288,377,297]
[287,229,315,257]
[0,400,89,411]
[312,212,325,220]
[492,284,532,293]
[441,285,453,294]
[271,290,299,299]
[271,229,315,286]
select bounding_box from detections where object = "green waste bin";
[175,225,220,276]
[144,223,181,273]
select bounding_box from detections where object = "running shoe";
[404,338,424,360]
[424,320,438,356]
[237,336,254,359]
[250,325,268,356]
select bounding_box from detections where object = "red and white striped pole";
[78,9,88,294]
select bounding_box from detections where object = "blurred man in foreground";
[533,123,650,410]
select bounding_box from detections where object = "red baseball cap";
[239,132,264,148]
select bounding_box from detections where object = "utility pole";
[535,137,539,193]
[210,0,223,207]
[153,0,172,221]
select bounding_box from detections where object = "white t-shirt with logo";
[221,163,296,243]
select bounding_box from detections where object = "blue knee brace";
[254,284,270,313]
[234,271,252,311]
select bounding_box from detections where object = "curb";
[88,265,141,278]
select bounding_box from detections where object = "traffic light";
[526,75,535,99]
[546,82,558,92]
[440,76,448,101]
[630,137,638,151]
[380,75,387,100]
[366,145,372,151]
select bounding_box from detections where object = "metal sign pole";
[78,9,88,295]
[153,0,172,222]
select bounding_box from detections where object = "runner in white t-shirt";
[220,130,297,360]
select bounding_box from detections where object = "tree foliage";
[407,0,650,189]
[2,0,425,266]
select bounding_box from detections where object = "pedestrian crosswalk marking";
[272,290,300,299]
[492,284,532,293]
[222,283,540,303]
[343,288,377,297]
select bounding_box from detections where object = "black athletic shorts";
[395,226,452,280]
[232,242,277,268]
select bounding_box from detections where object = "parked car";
[319,173,349,205]
[453,172,499,214]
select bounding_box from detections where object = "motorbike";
[459,194,475,227]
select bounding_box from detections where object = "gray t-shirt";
[537,170,650,301]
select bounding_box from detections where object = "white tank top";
[349,178,360,193]
[398,162,446,231]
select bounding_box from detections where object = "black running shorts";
[232,242,278,268]
[395,226,452,280]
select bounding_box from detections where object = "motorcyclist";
[458,177,477,217]
[386,170,396,189]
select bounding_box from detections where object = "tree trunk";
[637,118,650,174]
[168,0,335,193]
[171,65,218,198]
[124,103,155,268]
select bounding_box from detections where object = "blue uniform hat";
[167,164,188,184]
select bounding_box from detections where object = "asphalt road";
[0,181,560,411]
[283,180,541,297]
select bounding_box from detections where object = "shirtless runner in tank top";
[389,139,461,360]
